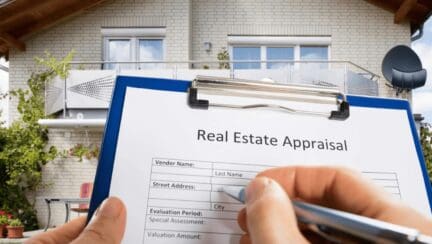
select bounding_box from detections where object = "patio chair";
[70,182,93,214]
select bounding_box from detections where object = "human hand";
[26,197,126,244]
[237,166,432,244]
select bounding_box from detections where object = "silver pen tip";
[223,186,246,203]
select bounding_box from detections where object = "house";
[0,60,7,126]
[0,0,431,228]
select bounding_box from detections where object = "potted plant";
[6,219,24,239]
[0,215,8,238]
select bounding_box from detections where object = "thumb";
[245,177,308,244]
[71,197,126,244]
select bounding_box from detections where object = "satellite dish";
[382,45,427,93]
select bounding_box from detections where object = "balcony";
[41,60,380,128]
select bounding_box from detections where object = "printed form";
[109,87,431,244]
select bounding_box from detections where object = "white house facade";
[2,0,430,228]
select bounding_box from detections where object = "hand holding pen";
[234,166,432,244]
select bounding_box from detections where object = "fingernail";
[96,197,122,218]
[245,177,272,204]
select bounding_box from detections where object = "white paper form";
[109,87,431,244]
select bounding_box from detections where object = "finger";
[258,166,432,235]
[71,197,126,244]
[24,217,86,244]
[240,234,251,244]
[237,208,247,232]
[258,166,391,218]
[245,177,308,244]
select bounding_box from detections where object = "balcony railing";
[45,60,380,118]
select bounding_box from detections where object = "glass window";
[267,47,294,69]
[139,39,163,69]
[104,37,164,70]
[300,46,328,60]
[233,47,261,69]
[107,40,131,70]
[300,46,328,69]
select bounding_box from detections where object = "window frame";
[230,45,262,70]
[102,28,166,70]
[228,36,331,70]
[299,45,330,61]
[264,46,296,69]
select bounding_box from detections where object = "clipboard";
[87,75,432,244]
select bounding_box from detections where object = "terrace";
[40,59,380,127]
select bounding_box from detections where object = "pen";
[223,186,432,244]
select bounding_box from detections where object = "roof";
[0,0,431,59]
[0,0,107,59]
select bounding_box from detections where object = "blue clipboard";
[86,75,432,227]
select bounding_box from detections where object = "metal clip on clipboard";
[187,76,350,120]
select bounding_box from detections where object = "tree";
[420,123,432,181]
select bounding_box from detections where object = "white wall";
[191,0,411,96]
[5,0,414,228]
[0,58,8,126]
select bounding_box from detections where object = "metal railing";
[46,60,381,117]
[68,59,380,80]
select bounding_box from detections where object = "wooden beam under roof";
[365,0,429,24]
[0,32,25,51]
[418,0,432,9]
[0,0,77,31]
[0,45,8,53]
[12,0,107,38]
[395,0,417,24]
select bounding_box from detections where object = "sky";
[412,17,432,124]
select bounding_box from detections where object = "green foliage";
[0,215,8,225]
[420,123,432,181]
[0,51,75,230]
[34,50,75,80]
[8,219,23,227]
[217,47,230,69]
[68,144,99,162]
[0,71,56,230]
[4,71,58,189]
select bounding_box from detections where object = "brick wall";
[6,0,412,228]
[8,0,191,121]
[191,0,411,97]
[34,129,103,228]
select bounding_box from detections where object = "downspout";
[0,63,8,72]
[412,12,432,42]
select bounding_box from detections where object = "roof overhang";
[0,0,431,59]
[365,0,432,34]
[0,0,107,59]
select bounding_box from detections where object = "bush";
[0,215,8,225]
[420,123,432,181]
[8,219,23,227]
[0,71,57,230]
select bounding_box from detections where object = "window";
[300,46,329,69]
[300,46,328,60]
[229,36,330,70]
[106,39,132,70]
[102,28,165,70]
[232,47,261,69]
[138,39,164,69]
[267,47,294,69]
